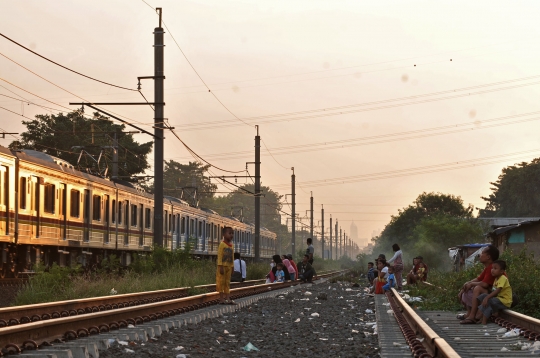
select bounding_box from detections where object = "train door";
[104,195,110,243]
[0,166,8,235]
[59,184,67,240]
[30,176,41,238]
[139,204,143,246]
[83,189,90,241]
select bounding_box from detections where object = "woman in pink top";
[282,258,297,281]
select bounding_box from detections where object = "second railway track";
[0,270,346,355]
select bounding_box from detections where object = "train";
[0,145,277,278]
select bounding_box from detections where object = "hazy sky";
[2,1,540,247]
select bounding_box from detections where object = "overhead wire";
[271,148,540,189]
[172,74,540,131]
[166,110,540,162]
[0,85,153,172]
[141,0,252,129]
[0,33,138,91]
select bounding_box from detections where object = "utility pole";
[291,168,295,257]
[153,8,165,247]
[310,192,313,242]
[334,219,338,260]
[340,228,342,258]
[329,215,332,260]
[254,126,261,261]
[321,205,324,260]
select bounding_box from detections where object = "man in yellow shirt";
[476,260,512,325]
[217,226,235,304]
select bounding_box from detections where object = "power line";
[0,51,152,128]
[171,74,540,131]
[0,33,137,91]
[166,110,540,162]
[141,0,252,129]
[271,148,540,189]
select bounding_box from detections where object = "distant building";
[350,222,358,241]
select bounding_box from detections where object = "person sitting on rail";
[474,260,512,325]
[275,263,285,283]
[367,262,375,285]
[298,254,316,283]
[416,262,426,281]
[407,256,428,285]
[270,255,290,282]
[282,258,297,281]
[286,254,299,280]
[382,266,396,292]
[458,245,500,324]
[373,259,389,294]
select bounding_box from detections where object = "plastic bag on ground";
[502,328,521,338]
[242,342,260,352]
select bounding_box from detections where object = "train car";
[0,146,277,277]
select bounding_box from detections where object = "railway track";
[0,270,346,355]
[384,288,540,357]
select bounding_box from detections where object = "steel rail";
[421,280,540,340]
[389,288,460,358]
[0,279,270,328]
[0,271,345,350]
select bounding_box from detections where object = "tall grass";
[14,244,360,306]
[406,249,540,319]
[14,244,215,306]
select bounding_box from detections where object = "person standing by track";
[387,244,404,290]
[216,226,236,305]
[306,238,315,265]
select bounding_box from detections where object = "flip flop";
[460,318,477,324]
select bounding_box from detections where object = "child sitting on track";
[382,266,396,292]
[374,259,389,294]
[475,260,512,325]
[275,263,285,283]
[417,262,426,281]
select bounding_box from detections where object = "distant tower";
[350,221,358,241]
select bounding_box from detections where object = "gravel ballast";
[100,280,380,358]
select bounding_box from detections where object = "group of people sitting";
[365,243,513,324]
[367,247,428,294]
[457,245,513,325]
[266,254,317,283]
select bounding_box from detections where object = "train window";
[181,217,185,234]
[112,200,116,223]
[0,166,6,206]
[118,202,123,224]
[19,177,27,209]
[164,210,168,232]
[124,201,129,226]
[131,204,137,227]
[92,195,101,221]
[145,208,151,229]
[70,189,80,217]
[44,184,55,214]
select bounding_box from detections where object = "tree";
[9,111,152,180]
[372,192,474,261]
[210,184,290,251]
[411,214,484,269]
[479,159,540,217]
[161,160,217,208]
